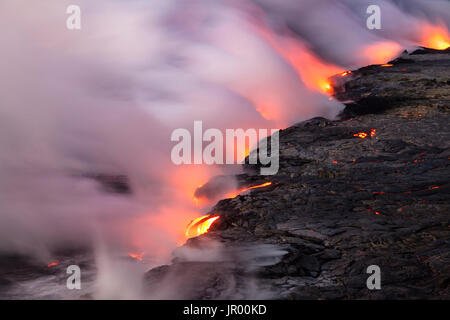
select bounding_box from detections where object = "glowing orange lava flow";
[243,181,272,191]
[128,253,144,261]
[185,215,220,239]
[225,182,273,199]
[47,261,59,268]
[354,129,376,139]
[354,132,368,139]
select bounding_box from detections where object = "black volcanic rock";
[332,48,450,118]
[144,49,450,300]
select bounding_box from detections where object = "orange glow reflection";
[421,24,450,50]
[252,22,342,95]
[362,41,402,65]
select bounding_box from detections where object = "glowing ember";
[380,64,393,67]
[47,261,59,268]
[354,132,368,139]
[128,253,144,261]
[340,71,351,77]
[354,129,376,139]
[367,209,381,215]
[185,215,220,239]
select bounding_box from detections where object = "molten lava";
[182,18,449,248]
[354,132,368,139]
[243,181,272,191]
[47,261,59,268]
[354,129,376,139]
[185,214,220,239]
[225,181,273,199]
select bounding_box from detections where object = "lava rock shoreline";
[145,48,450,300]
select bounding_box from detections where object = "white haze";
[0,0,448,298]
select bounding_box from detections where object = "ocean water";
[0,250,152,300]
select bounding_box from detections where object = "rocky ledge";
[145,48,450,299]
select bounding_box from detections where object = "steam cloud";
[0,0,448,298]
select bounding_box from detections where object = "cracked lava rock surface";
[145,48,450,300]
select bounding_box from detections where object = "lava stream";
[225,181,273,199]
[185,215,220,239]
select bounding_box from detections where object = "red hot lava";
[354,132,368,139]
[185,215,220,239]
[224,182,273,199]
[187,182,273,238]
[353,129,376,139]
[47,261,59,268]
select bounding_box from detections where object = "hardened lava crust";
[145,48,450,300]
